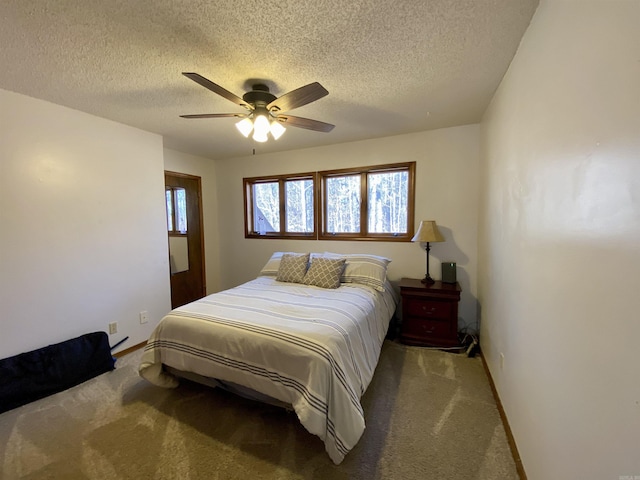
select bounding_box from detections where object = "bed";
[139,252,398,464]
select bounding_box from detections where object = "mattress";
[139,276,397,463]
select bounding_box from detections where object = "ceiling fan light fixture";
[235,117,253,137]
[253,131,269,142]
[270,120,286,140]
[252,114,270,142]
[181,73,334,140]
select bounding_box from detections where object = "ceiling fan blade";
[275,115,335,132]
[267,82,329,112]
[182,73,253,110]
[180,113,248,119]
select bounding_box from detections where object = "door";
[165,171,206,308]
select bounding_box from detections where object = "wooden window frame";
[243,162,415,242]
[318,162,415,241]
[166,186,188,237]
[243,172,318,239]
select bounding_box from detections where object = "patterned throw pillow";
[303,256,346,289]
[276,253,310,284]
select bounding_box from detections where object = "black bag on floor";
[0,331,115,413]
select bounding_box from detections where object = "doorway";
[165,171,206,308]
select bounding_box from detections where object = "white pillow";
[324,252,391,292]
[259,252,287,276]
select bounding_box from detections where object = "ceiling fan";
[180,72,335,142]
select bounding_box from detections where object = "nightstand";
[399,278,461,347]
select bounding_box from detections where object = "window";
[244,173,316,239]
[243,162,415,242]
[319,162,415,241]
[166,186,187,233]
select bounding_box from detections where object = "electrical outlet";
[109,322,118,335]
[139,311,148,324]
[500,352,505,369]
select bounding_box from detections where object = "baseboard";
[479,352,527,480]
[113,341,146,358]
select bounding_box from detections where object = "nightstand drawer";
[399,279,461,348]
[402,317,452,339]
[405,298,452,319]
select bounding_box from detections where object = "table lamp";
[411,220,445,284]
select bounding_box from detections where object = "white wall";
[0,88,172,358]
[163,148,221,294]
[215,125,480,333]
[479,1,640,478]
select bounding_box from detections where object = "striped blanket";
[139,276,397,464]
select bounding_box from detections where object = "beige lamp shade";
[411,220,445,243]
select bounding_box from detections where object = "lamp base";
[421,243,436,285]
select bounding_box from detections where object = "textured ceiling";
[0,1,538,161]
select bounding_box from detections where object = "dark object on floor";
[110,336,129,351]
[0,332,115,413]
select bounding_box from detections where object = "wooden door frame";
[165,170,206,297]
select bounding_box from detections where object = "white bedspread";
[139,276,397,464]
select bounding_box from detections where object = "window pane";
[165,188,173,231]
[285,179,314,233]
[326,175,361,233]
[174,188,188,233]
[253,182,279,234]
[368,170,409,234]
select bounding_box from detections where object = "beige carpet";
[0,341,518,479]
